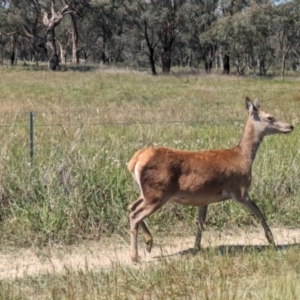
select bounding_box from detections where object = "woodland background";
[0,0,300,78]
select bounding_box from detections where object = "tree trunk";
[205,60,213,73]
[10,50,15,66]
[281,55,286,80]
[45,28,60,70]
[42,1,76,71]
[101,35,107,64]
[143,22,157,75]
[215,47,220,71]
[219,52,224,70]
[30,42,38,63]
[205,45,214,73]
[10,34,17,66]
[186,56,190,68]
[259,58,267,76]
[281,44,292,80]
[58,41,68,64]
[161,46,171,73]
[223,53,230,74]
[149,48,157,75]
[70,14,79,64]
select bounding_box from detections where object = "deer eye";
[267,116,275,122]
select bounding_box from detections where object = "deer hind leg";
[129,197,163,262]
[236,192,275,245]
[129,197,153,254]
[194,206,208,252]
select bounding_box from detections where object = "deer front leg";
[194,206,208,252]
[237,192,275,245]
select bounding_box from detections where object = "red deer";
[127,97,294,262]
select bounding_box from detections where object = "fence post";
[30,111,34,166]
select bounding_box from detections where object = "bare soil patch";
[1,227,299,279]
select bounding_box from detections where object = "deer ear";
[253,98,260,110]
[245,97,253,111]
[245,96,258,113]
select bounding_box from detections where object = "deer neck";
[238,117,263,162]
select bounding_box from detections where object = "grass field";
[1,243,300,299]
[0,66,299,298]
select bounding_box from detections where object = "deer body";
[128,98,294,262]
[129,147,250,207]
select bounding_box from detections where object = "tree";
[1,0,300,76]
[274,1,300,79]
[120,0,189,74]
[156,0,187,73]
[84,1,123,65]
[200,0,252,74]
[221,3,274,76]
[196,0,218,72]
[3,0,43,65]
[56,20,71,64]
[246,3,275,76]
[41,0,90,70]
[120,0,160,74]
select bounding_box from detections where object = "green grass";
[0,67,299,246]
[0,66,300,298]
[0,245,300,299]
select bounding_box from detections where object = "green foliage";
[1,0,300,74]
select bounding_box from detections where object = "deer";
[127,97,294,262]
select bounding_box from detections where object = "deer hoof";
[145,240,153,253]
[131,255,141,263]
[266,232,275,246]
[193,245,201,254]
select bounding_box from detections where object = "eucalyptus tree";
[189,0,219,72]
[200,0,251,74]
[4,1,21,64]
[120,0,191,74]
[119,0,161,74]
[172,30,190,67]
[1,0,43,65]
[156,0,189,73]
[200,0,281,75]
[273,0,300,79]
[291,46,300,71]
[244,2,275,76]
[224,2,275,75]
[59,12,88,65]
[41,0,90,70]
[82,1,123,65]
[70,14,80,63]
[200,14,231,73]
[55,17,71,64]
[0,0,9,64]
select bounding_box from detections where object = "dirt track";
[1,227,300,279]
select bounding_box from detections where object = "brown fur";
[127,97,294,262]
[129,147,250,205]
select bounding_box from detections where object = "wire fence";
[0,108,234,166]
[0,106,298,164]
[0,103,299,126]
[0,107,298,132]
[0,108,240,127]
